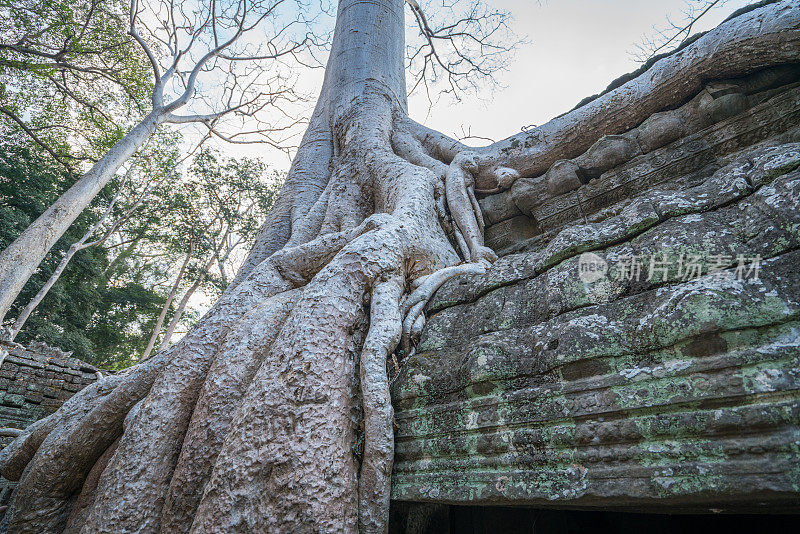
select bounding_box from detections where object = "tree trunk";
[141,244,193,361]
[157,250,219,353]
[8,241,85,341]
[1,1,798,533]
[0,111,162,326]
[154,283,192,353]
[8,172,133,341]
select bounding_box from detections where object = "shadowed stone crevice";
[389,503,800,534]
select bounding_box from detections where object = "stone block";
[0,394,25,408]
[510,175,548,218]
[575,134,640,179]
[545,160,582,196]
[478,190,520,226]
[4,355,39,369]
[698,91,749,126]
[636,109,686,153]
[399,137,800,510]
[0,369,16,379]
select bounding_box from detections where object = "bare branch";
[129,0,164,88]
[631,0,730,63]
[404,0,522,104]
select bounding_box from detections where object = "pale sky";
[221,0,753,167]
[408,0,752,145]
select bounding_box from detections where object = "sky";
[408,0,753,145]
[222,0,753,167]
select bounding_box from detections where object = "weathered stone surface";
[0,343,99,510]
[546,160,583,196]
[0,344,99,439]
[636,110,686,153]
[484,67,800,252]
[478,190,520,226]
[509,175,547,220]
[697,91,749,126]
[391,139,800,512]
[575,135,640,180]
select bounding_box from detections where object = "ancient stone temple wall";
[0,343,99,507]
[480,64,800,253]
[390,61,800,516]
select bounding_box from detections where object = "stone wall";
[0,342,99,507]
[390,64,800,516]
[479,64,800,253]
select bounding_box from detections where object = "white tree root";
[3,251,293,532]
[444,153,497,264]
[74,271,298,533]
[401,301,425,357]
[400,262,489,358]
[160,289,301,533]
[6,354,165,533]
[0,47,507,534]
[189,225,408,532]
[0,128,500,534]
[63,437,120,534]
[467,185,484,233]
[0,131,498,534]
[358,275,403,533]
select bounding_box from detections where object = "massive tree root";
[2,1,798,532]
[0,79,498,534]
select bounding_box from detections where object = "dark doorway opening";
[390,503,800,534]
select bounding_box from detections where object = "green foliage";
[0,137,284,368]
[0,1,288,368]
[0,142,167,369]
[151,148,282,298]
[0,0,152,167]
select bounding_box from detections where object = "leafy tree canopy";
[0,0,152,170]
[0,140,167,368]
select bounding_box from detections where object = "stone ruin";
[0,342,100,510]
[387,7,800,531]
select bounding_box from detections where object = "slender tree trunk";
[157,251,218,353]
[141,243,193,361]
[0,110,162,326]
[158,222,237,353]
[8,171,134,340]
[9,242,84,341]
[0,2,797,534]
[215,253,228,288]
[154,284,193,353]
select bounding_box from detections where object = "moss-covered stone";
[392,139,800,513]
